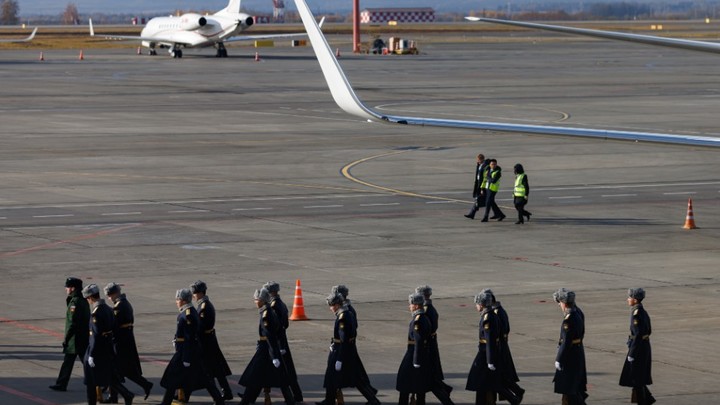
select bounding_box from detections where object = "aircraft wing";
[293,0,720,147]
[0,27,37,43]
[223,17,324,43]
[466,16,720,55]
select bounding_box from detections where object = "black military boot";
[111,383,134,405]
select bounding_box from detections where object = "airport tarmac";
[1,35,719,404]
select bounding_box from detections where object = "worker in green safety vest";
[481,159,505,222]
[512,164,532,224]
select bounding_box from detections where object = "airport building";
[360,8,435,24]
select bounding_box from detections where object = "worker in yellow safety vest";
[512,164,531,224]
[481,159,505,222]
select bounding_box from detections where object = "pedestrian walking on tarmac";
[512,164,531,224]
[415,285,454,395]
[265,281,304,402]
[481,159,506,222]
[483,289,524,403]
[619,288,655,405]
[104,282,153,401]
[466,153,490,219]
[552,288,587,405]
[50,277,90,392]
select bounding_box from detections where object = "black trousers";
[55,352,83,388]
[513,197,530,223]
[241,385,295,405]
[632,385,654,405]
[482,191,504,220]
[325,381,379,405]
[467,191,486,218]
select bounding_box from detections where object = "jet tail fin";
[217,0,242,15]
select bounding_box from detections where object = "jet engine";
[242,16,254,28]
[179,13,207,31]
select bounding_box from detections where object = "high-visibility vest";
[513,173,527,197]
[487,169,501,192]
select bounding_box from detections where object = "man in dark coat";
[191,280,233,401]
[552,288,587,405]
[238,288,295,405]
[265,281,303,402]
[317,293,380,405]
[159,288,224,405]
[415,285,453,395]
[82,284,135,405]
[465,153,489,219]
[51,277,91,392]
[619,288,655,405]
[466,291,519,405]
[104,282,153,401]
[483,289,524,403]
[398,293,454,405]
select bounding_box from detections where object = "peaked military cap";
[415,285,432,297]
[331,284,349,299]
[104,282,121,295]
[82,283,100,298]
[628,287,645,301]
[553,288,575,304]
[264,281,280,293]
[65,277,82,289]
[176,288,192,302]
[190,280,207,294]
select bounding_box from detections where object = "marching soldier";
[238,288,295,405]
[483,289,524,403]
[264,281,304,402]
[191,280,233,401]
[82,284,135,405]
[466,291,520,405]
[159,289,225,405]
[104,283,153,401]
[415,285,453,395]
[619,288,655,405]
[552,288,587,405]
[397,293,454,405]
[318,293,380,405]
[50,277,90,392]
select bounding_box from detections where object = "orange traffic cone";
[683,197,698,229]
[78,49,84,60]
[289,279,309,321]
[254,51,260,62]
[39,51,44,61]
[335,48,341,58]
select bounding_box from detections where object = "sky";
[20,0,665,16]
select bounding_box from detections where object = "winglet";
[89,18,95,37]
[294,0,379,122]
[26,27,38,41]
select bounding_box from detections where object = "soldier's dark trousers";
[561,393,585,405]
[160,373,224,405]
[109,373,152,401]
[327,382,379,405]
[55,353,83,388]
[241,385,294,405]
[475,391,497,405]
[399,391,426,405]
[429,382,455,405]
[632,386,655,405]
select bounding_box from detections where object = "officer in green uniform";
[50,277,90,392]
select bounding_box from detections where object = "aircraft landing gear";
[215,43,228,58]
[149,48,157,56]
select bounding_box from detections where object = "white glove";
[183,362,190,368]
[172,339,176,349]
[335,361,342,371]
[554,361,562,371]
[627,356,634,363]
[87,356,95,368]
[273,359,281,368]
[280,349,287,355]
[487,363,496,371]
[413,364,421,369]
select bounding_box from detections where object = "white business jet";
[465,17,720,55]
[90,0,321,58]
[293,0,720,148]
[0,27,38,43]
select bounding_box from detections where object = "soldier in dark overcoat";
[317,293,380,405]
[619,288,655,405]
[82,284,134,405]
[466,291,520,405]
[483,289,524,403]
[238,288,295,405]
[104,282,153,401]
[416,285,453,395]
[397,293,454,405]
[265,281,303,402]
[191,280,233,401]
[51,277,90,392]
[552,288,587,405]
[159,288,224,405]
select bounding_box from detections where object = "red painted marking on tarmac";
[0,317,64,339]
[0,384,58,405]
[139,355,169,366]
[0,223,142,258]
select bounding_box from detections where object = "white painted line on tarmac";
[303,205,344,209]
[426,201,454,204]
[601,194,638,197]
[232,207,273,211]
[101,212,142,216]
[168,210,210,214]
[32,214,75,218]
[549,196,582,199]
[663,192,697,195]
[360,203,400,207]
[0,217,6,220]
